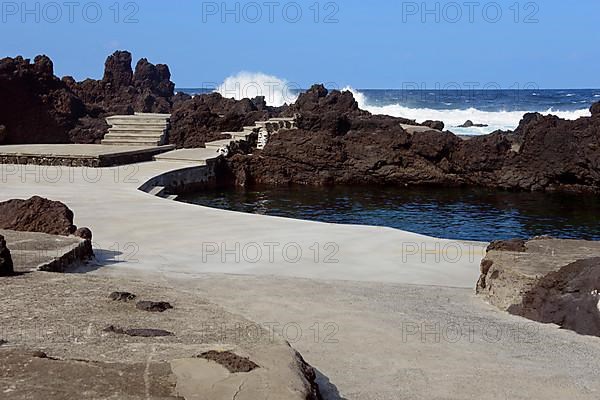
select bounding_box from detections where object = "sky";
[1,0,599,89]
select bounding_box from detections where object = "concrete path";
[3,161,600,399]
[0,162,486,287]
[133,271,600,400]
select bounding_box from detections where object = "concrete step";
[268,117,295,122]
[108,127,166,134]
[106,121,169,128]
[148,186,167,197]
[104,134,165,141]
[107,114,169,120]
[134,112,171,118]
[243,126,260,132]
[204,139,234,149]
[221,132,251,140]
[101,138,161,146]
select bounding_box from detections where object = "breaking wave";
[216,72,299,107]
[343,87,591,135]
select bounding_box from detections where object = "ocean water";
[177,84,600,240]
[179,186,600,242]
[178,87,598,135]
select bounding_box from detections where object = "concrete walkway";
[0,161,485,287]
[3,160,600,399]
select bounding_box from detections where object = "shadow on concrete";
[315,369,347,400]
[68,247,125,273]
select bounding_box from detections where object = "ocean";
[178,86,599,135]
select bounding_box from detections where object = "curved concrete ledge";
[0,161,486,288]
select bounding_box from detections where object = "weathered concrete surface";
[6,162,600,399]
[111,270,600,400]
[0,272,320,399]
[1,229,91,273]
[0,349,181,399]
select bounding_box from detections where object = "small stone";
[32,351,48,359]
[136,301,173,312]
[109,292,137,302]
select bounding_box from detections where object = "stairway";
[102,113,171,146]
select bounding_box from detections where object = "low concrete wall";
[138,160,218,196]
[0,147,174,168]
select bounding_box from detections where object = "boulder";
[109,292,137,302]
[458,120,488,128]
[74,227,93,241]
[509,257,600,337]
[476,237,600,337]
[0,196,76,236]
[422,120,445,131]
[0,235,14,277]
[591,101,600,116]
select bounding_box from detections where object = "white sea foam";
[216,72,298,106]
[343,87,591,135]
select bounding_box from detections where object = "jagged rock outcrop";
[0,196,77,236]
[70,51,175,115]
[223,87,600,193]
[0,51,177,144]
[224,85,462,186]
[0,55,86,144]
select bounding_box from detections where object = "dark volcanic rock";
[74,227,93,241]
[109,292,137,302]
[72,51,176,116]
[0,235,14,277]
[458,120,488,128]
[0,196,76,236]
[422,120,445,131]
[222,86,600,193]
[168,93,269,148]
[136,301,173,312]
[0,55,85,144]
[590,101,600,116]
[508,257,600,337]
[102,50,133,87]
[0,51,177,144]
[477,238,600,337]
[197,351,259,373]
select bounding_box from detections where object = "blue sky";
[1,0,599,88]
